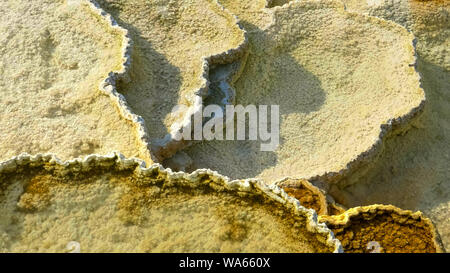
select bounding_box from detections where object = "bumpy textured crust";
[327,202,348,216]
[96,0,248,162]
[86,0,154,164]
[0,153,341,253]
[276,178,444,252]
[341,0,449,69]
[331,0,450,251]
[276,178,329,215]
[319,205,445,253]
[0,0,151,163]
[276,177,348,216]
[183,0,425,185]
[1,0,446,253]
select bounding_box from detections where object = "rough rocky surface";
[319,205,445,253]
[273,178,444,252]
[0,153,341,253]
[330,0,450,251]
[0,0,447,253]
[0,0,150,162]
[96,0,247,160]
[277,178,329,215]
[182,0,425,186]
[278,178,348,216]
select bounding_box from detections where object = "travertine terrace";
[278,179,445,252]
[0,0,447,253]
[330,0,450,251]
[258,0,450,252]
[277,178,330,216]
[182,0,425,185]
[96,0,247,160]
[0,153,341,253]
[0,0,151,163]
[319,205,445,253]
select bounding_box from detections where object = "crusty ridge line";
[0,151,343,253]
[86,0,154,164]
[268,0,427,186]
[275,177,329,215]
[80,0,425,195]
[318,204,446,253]
[183,0,426,187]
[151,0,249,162]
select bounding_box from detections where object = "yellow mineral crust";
[0,153,341,253]
[95,0,247,161]
[341,0,449,69]
[276,178,329,215]
[0,0,151,163]
[329,0,450,251]
[319,205,445,253]
[275,177,347,216]
[277,178,444,252]
[183,0,425,184]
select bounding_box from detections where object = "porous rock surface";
[330,0,450,251]
[182,0,425,185]
[0,0,447,253]
[96,0,247,160]
[273,178,445,252]
[0,153,341,253]
[276,178,330,216]
[319,204,445,253]
[0,0,151,163]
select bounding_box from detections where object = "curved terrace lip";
[318,204,446,253]
[86,0,154,164]
[93,0,426,186]
[82,0,426,192]
[294,2,426,185]
[264,1,426,185]
[88,0,248,164]
[148,2,249,162]
[0,151,343,253]
[0,0,442,254]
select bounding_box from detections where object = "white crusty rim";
[318,204,446,253]
[152,0,249,161]
[0,152,343,253]
[85,0,154,162]
[263,0,427,186]
[85,0,249,163]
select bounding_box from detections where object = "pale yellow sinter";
[0,154,340,253]
[182,0,425,184]
[341,0,449,69]
[96,0,246,158]
[0,0,149,162]
[330,0,450,251]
